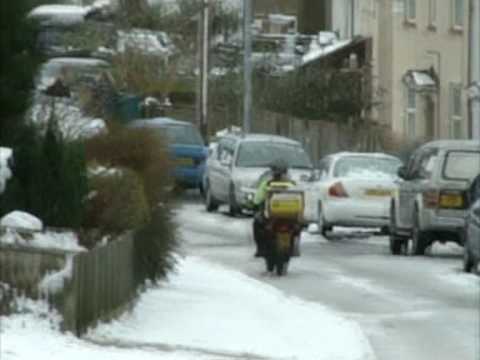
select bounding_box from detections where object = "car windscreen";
[236,141,312,169]
[159,124,204,146]
[442,151,480,181]
[333,156,402,178]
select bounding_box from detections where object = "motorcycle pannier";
[267,191,304,220]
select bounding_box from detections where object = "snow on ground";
[0,147,12,194]
[2,256,375,360]
[1,298,216,360]
[90,256,375,360]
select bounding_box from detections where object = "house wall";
[373,0,470,141]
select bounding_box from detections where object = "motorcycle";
[263,183,304,276]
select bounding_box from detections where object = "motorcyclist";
[252,159,295,257]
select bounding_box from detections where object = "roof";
[222,132,302,146]
[128,117,192,128]
[403,70,437,92]
[327,152,402,161]
[420,140,480,151]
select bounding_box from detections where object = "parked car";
[463,174,480,273]
[390,140,480,255]
[310,152,403,235]
[128,118,207,192]
[203,131,315,216]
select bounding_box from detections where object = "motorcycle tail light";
[422,189,439,209]
[329,182,349,198]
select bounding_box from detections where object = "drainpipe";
[469,0,480,140]
[427,50,442,138]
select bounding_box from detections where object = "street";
[177,193,480,360]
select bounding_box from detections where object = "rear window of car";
[333,156,402,179]
[442,151,480,181]
[161,124,204,146]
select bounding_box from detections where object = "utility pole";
[469,0,480,140]
[243,0,253,133]
[202,0,210,139]
[196,0,209,139]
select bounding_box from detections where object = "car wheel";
[205,183,219,212]
[228,183,240,217]
[389,206,405,255]
[412,210,428,256]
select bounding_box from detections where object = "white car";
[309,152,403,235]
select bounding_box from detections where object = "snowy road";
[2,193,479,360]
[177,194,480,360]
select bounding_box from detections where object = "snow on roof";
[301,36,352,67]
[268,14,296,24]
[0,147,13,195]
[28,5,88,25]
[117,29,173,56]
[411,71,436,87]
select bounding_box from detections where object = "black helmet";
[270,159,288,178]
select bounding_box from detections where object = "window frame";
[405,86,417,139]
[451,0,465,31]
[404,0,417,24]
[449,83,463,139]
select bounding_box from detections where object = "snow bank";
[0,227,86,253]
[0,147,12,194]
[1,300,220,360]
[90,256,375,360]
[0,211,43,231]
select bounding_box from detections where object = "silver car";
[203,132,314,216]
[464,175,480,273]
[390,140,480,255]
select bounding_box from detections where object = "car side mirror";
[397,166,407,179]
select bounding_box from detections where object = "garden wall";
[0,229,138,336]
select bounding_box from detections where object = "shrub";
[133,205,178,284]
[1,119,88,228]
[83,167,150,240]
[84,126,173,210]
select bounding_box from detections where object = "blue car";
[128,117,207,192]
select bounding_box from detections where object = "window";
[449,84,463,138]
[452,0,464,29]
[406,87,416,139]
[418,149,438,179]
[428,0,437,28]
[405,0,416,22]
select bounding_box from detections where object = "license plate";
[277,233,291,250]
[440,194,463,208]
[176,157,194,166]
[365,189,392,197]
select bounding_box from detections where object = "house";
[334,0,470,141]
